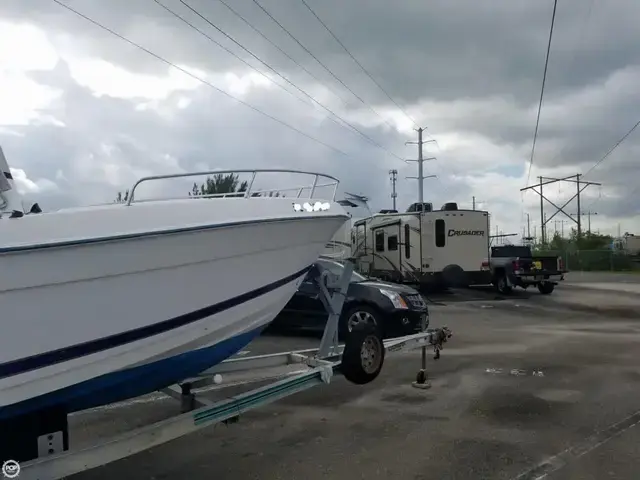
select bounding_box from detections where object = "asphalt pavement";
[65,282,640,480]
[563,271,640,284]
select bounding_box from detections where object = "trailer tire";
[538,282,555,294]
[341,323,385,385]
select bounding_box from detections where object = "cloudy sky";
[1,0,639,239]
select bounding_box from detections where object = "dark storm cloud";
[2,58,404,209]
[6,0,640,105]
[1,0,639,227]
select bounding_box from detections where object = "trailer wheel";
[341,323,385,385]
[538,282,555,294]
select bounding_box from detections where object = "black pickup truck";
[489,245,566,294]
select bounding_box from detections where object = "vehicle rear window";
[491,246,532,257]
[387,234,398,251]
[375,230,385,252]
[435,219,445,247]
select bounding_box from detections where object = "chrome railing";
[126,169,340,206]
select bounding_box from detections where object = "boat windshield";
[316,259,367,283]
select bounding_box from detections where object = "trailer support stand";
[317,261,353,358]
[412,310,432,389]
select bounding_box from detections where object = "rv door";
[372,227,385,272]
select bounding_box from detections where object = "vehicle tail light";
[558,257,564,271]
[481,260,490,271]
[512,259,521,271]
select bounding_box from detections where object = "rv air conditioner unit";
[406,202,433,213]
[441,202,458,211]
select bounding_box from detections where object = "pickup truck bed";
[489,245,566,294]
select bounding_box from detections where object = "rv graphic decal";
[448,229,485,237]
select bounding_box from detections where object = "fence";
[535,249,640,272]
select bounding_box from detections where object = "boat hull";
[1,209,347,418]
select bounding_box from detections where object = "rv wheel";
[341,323,385,385]
[495,275,512,295]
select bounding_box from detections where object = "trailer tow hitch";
[432,326,452,360]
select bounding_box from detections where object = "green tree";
[251,191,284,198]
[189,173,249,197]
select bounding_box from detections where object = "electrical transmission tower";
[389,169,398,210]
[405,127,437,204]
[520,174,601,245]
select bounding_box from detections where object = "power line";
[299,0,418,129]
[51,0,347,156]
[250,0,399,133]
[526,0,559,186]
[153,0,313,108]
[178,0,405,162]
[212,0,355,112]
[154,0,345,131]
[583,119,640,177]
[539,0,596,169]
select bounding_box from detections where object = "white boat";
[0,149,349,421]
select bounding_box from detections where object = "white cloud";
[66,58,203,100]
[0,21,62,126]
[0,0,639,242]
[9,167,58,195]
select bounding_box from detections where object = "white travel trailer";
[351,202,492,289]
[322,217,353,260]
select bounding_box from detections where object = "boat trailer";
[8,262,452,480]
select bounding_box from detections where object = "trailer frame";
[10,261,452,480]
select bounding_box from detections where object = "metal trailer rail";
[14,262,452,480]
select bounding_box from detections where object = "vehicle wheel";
[538,282,555,294]
[340,305,382,339]
[495,275,512,294]
[341,323,385,385]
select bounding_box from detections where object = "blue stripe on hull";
[0,325,265,420]
[0,266,310,380]
[0,266,311,420]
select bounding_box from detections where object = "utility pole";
[527,213,531,238]
[571,211,597,234]
[406,127,436,205]
[389,169,398,210]
[588,210,596,233]
[521,174,601,245]
[553,219,567,237]
[576,174,582,238]
[539,176,545,245]
[472,196,475,210]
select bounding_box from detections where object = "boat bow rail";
[126,169,341,204]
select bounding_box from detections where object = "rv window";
[404,224,411,258]
[387,235,398,251]
[435,219,445,247]
[375,230,385,252]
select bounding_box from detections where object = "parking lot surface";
[69,283,640,479]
